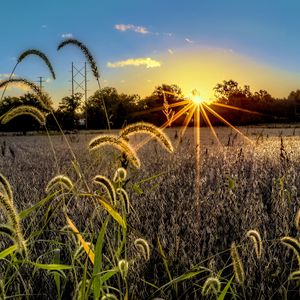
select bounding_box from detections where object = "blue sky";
[1,0,300,104]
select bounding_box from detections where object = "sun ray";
[194,105,201,209]
[203,103,253,143]
[200,104,222,146]
[212,102,270,117]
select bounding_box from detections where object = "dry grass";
[1,126,300,298]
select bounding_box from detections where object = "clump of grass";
[45,175,74,194]
[17,49,56,79]
[230,242,245,284]
[134,238,150,261]
[246,229,262,259]
[120,122,174,153]
[1,105,46,126]
[201,277,221,296]
[281,236,300,266]
[89,135,140,169]
[93,175,116,205]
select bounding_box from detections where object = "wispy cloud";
[185,38,194,44]
[107,57,161,68]
[168,49,174,55]
[0,73,17,79]
[114,24,149,34]
[41,24,47,29]
[62,33,73,38]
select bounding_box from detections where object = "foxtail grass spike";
[0,192,27,256]
[134,238,150,261]
[281,236,300,266]
[202,277,221,296]
[17,49,56,79]
[93,175,116,205]
[289,270,300,281]
[246,229,262,259]
[1,105,46,126]
[0,78,50,110]
[113,167,127,183]
[118,259,128,280]
[0,173,13,202]
[120,122,174,153]
[116,188,130,213]
[295,209,300,232]
[230,242,245,284]
[57,38,99,79]
[89,135,140,169]
[45,175,74,194]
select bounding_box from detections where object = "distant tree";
[85,87,142,129]
[57,92,82,129]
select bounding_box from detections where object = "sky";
[1,0,300,105]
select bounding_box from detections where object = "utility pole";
[37,76,46,91]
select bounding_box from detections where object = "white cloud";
[114,24,149,34]
[168,49,174,55]
[0,73,17,79]
[107,57,161,68]
[41,24,47,29]
[62,33,73,39]
[185,38,194,44]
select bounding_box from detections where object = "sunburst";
[132,88,267,208]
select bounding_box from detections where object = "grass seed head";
[202,277,221,296]
[113,167,127,183]
[45,175,74,194]
[57,38,99,79]
[93,175,116,205]
[246,229,263,259]
[281,236,300,267]
[18,49,56,79]
[120,122,174,153]
[134,238,150,261]
[295,209,300,232]
[230,242,245,284]
[89,135,141,169]
[0,173,13,202]
[118,259,128,280]
[1,105,46,126]
[116,188,130,213]
[101,294,118,300]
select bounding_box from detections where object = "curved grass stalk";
[89,135,140,169]
[246,229,262,259]
[17,49,56,79]
[120,122,174,153]
[230,242,245,284]
[134,238,150,261]
[118,259,128,280]
[281,236,300,266]
[93,175,116,205]
[1,105,46,126]
[101,294,118,300]
[57,38,110,129]
[289,270,300,280]
[45,175,74,194]
[202,277,221,296]
[295,209,300,232]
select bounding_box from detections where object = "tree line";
[0,80,300,132]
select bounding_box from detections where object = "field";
[1,125,300,299]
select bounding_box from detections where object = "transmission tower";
[70,62,88,128]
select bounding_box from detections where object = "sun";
[190,89,205,105]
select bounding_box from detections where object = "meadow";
[1,125,300,299]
